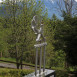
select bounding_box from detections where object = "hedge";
[0,68,34,77]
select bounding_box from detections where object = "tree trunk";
[20,51,23,69]
[16,42,20,69]
[65,60,69,69]
[0,52,2,58]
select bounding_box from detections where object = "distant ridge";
[0,2,23,17]
[0,3,6,17]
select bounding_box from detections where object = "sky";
[42,0,63,19]
[0,0,77,19]
[42,0,77,19]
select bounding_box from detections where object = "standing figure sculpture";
[31,15,47,77]
[25,15,55,77]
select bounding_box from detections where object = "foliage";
[50,50,65,67]
[54,16,77,66]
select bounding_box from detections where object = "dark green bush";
[55,70,68,77]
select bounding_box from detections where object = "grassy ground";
[0,68,68,77]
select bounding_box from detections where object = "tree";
[4,0,47,69]
[43,14,58,66]
[55,0,77,17]
[0,17,11,58]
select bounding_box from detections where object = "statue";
[25,15,55,77]
[31,15,47,76]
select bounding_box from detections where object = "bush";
[0,68,34,77]
[55,70,68,77]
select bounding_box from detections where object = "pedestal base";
[24,69,55,77]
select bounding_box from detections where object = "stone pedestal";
[24,69,55,77]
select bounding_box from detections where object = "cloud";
[50,0,55,3]
[45,0,55,4]
[50,0,54,3]
[0,0,5,3]
[0,0,3,3]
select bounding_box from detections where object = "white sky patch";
[0,0,3,3]
[0,0,5,3]
[45,0,55,4]
[75,0,77,2]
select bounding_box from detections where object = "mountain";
[0,0,77,19]
[0,3,6,17]
[0,2,23,17]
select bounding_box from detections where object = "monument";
[25,15,55,77]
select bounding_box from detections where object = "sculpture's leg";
[39,46,42,74]
[43,45,46,72]
[36,34,41,41]
[35,48,38,76]
[41,34,45,41]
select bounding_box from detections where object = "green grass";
[51,67,65,70]
[0,57,34,65]
[0,57,16,62]
[0,68,34,77]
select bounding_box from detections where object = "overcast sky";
[0,0,77,3]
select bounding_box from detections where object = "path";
[0,62,32,69]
